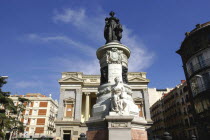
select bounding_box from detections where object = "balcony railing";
[192,83,210,96]
[188,58,210,77]
[36,123,45,125]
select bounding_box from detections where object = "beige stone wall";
[148,88,173,107]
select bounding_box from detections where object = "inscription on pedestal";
[111,122,128,127]
[108,64,122,83]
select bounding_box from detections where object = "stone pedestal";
[86,115,148,140]
[86,118,108,140]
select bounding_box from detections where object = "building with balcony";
[150,81,198,139]
[177,22,210,139]
[10,93,58,138]
[55,72,152,140]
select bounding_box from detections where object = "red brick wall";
[39,102,48,107]
[131,129,148,140]
[38,109,47,115]
[29,109,32,115]
[28,118,31,125]
[66,104,73,117]
[87,130,108,140]
[35,127,44,133]
[37,118,45,125]
[30,102,34,107]
[137,104,143,117]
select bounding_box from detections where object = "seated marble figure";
[111,77,128,114]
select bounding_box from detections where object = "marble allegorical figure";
[111,77,128,114]
[104,11,123,44]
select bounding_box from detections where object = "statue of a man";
[111,77,127,113]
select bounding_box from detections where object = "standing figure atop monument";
[104,11,123,44]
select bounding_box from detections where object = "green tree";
[0,77,30,139]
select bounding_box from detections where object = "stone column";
[57,89,65,120]
[142,89,152,121]
[74,89,82,121]
[85,92,90,121]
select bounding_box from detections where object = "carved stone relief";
[99,48,128,68]
[107,48,123,64]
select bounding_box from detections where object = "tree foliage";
[0,77,30,139]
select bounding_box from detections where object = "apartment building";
[150,81,198,140]
[177,21,210,139]
[10,93,58,138]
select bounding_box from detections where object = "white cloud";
[52,57,100,75]
[23,8,154,74]
[25,33,95,56]
[53,8,105,44]
[53,8,86,24]
[53,8,155,72]
[15,81,43,88]
[122,27,155,71]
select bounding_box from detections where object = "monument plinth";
[86,12,149,140]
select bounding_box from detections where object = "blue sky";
[1,0,210,100]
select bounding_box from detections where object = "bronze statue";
[104,11,123,44]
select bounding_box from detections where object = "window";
[189,62,194,74]
[194,102,204,113]
[202,73,210,89]
[34,102,39,107]
[197,54,206,68]
[202,99,209,110]
[25,110,29,115]
[33,110,37,115]
[137,103,144,117]
[63,98,75,118]
[24,119,28,124]
[183,86,188,93]
[31,119,36,124]
[191,79,198,96]
[13,102,17,106]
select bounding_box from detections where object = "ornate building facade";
[55,72,151,140]
[177,22,210,139]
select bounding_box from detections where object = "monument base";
[86,115,148,140]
